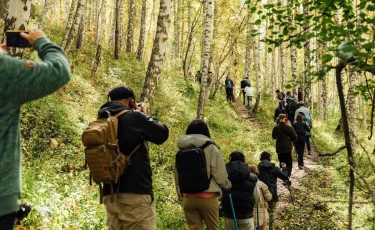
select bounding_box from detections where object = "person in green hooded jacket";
[0,29,71,229]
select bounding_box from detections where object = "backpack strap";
[201,141,214,149]
[113,110,130,118]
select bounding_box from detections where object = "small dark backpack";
[175,141,213,193]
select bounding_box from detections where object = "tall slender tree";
[126,0,135,53]
[136,0,147,60]
[114,0,121,59]
[196,0,212,119]
[303,0,311,107]
[141,0,171,115]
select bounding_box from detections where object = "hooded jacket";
[98,101,169,196]
[257,160,288,202]
[272,122,297,154]
[0,38,71,217]
[221,161,258,219]
[174,134,231,200]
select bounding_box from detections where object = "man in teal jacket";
[0,29,71,229]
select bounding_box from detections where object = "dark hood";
[226,161,251,183]
[258,160,275,170]
[98,101,129,118]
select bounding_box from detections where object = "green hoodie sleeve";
[0,37,71,107]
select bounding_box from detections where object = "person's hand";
[20,29,47,47]
[0,43,6,50]
[281,163,286,168]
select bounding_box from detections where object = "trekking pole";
[228,193,239,230]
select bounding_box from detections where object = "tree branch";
[318,146,347,157]
[350,165,375,208]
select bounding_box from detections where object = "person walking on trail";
[175,120,231,230]
[272,114,297,177]
[195,70,202,83]
[275,90,285,101]
[98,86,169,230]
[249,165,272,230]
[285,95,298,125]
[274,101,286,124]
[294,101,312,125]
[297,87,303,102]
[257,152,289,230]
[0,29,71,230]
[244,83,254,108]
[299,112,313,155]
[225,75,234,102]
[240,76,250,105]
[221,151,259,230]
[292,114,311,169]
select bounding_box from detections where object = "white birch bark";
[65,0,70,21]
[196,0,212,119]
[244,5,251,78]
[76,7,85,49]
[5,0,31,56]
[63,0,86,54]
[141,0,171,115]
[39,0,49,30]
[303,0,311,107]
[252,20,261,112]
[98,0,106,43]
[126,0,135,53]
[61,0,77,49]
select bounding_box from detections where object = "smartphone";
[6,30,31,48]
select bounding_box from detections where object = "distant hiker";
[244,83,254,108]
[275,90,285,101]
[98,86,169,230]
[225,75,234,102]
[221,151,258,230]
[272,114,297,176]
[257,152,289,229]
[285,95,298,125]
[292,114,311,169]
[0,29,71,230]
[249,165,272,230]
[196,70,202,83]
[274,101,286,124]
[240,76,250,105]
[175,120,232,230]
[294,101,313,128]
[298,87,303,102]
[285,91,292,100]
[299,112,312,155]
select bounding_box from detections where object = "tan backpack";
[82,110,141,203]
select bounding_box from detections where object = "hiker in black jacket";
[98,86,169,230]
[274,101,286,124]
[292,114,311,169]
[221,151,258,230]
[257,151,289,230]
[272,114,297,177]
[240,76,250,105]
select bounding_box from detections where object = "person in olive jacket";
[272,114,297,177]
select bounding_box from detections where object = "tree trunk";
[65,0,70,22]
[196,0,212,120]
[63,0,86,54]
[172,0,180,58]
[98,0,106,43]
[303,0,311,107]
[61,0,77,49]
[244,5,251,78]
[118,0,125,50]
[0,0,9,22]
[5,0,31,57]
[336,63,355,230]
[290,9,298,96]
[76,8,85,49]
[90,44,101,79]
[39,0,49,30]
[126,0,135,53]
[348,69,357,151]
[252,21,261,113]
[280,41,285,91]
[141,0,171,115]
[136,0,147,60]
[94,0,99,44]
[114,0,121,59]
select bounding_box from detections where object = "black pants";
[0,212,16,230]
[295,135,306,167]
[277,152,292,177]
[241,89,246,104]
[226,88,233,102]
[306,136,311,151]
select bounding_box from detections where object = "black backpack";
[287,100,297,117]
[175,141,213,193]
[240,80,248,88]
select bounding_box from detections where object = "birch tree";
[141,0,171,115]
[252,17,261,112]
[5,0,31,57]
[244,5,251,78]
[196,0,212,120]
[39,0,49,30]
[303,0,311,107]
[136,0,147,60]
[61,0,77,49]
[114,0,121,59]
[126,0,135,53]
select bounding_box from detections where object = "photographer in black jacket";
[98,86,169,230]
[221,151,259,230]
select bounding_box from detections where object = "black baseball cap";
[108,86,135,101]
[229,151,245,162]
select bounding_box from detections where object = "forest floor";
[233,102,336,229]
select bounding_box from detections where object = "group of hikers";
[1,29,311,230]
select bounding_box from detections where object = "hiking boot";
[308,151,312,155]
[299,166,303,170]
